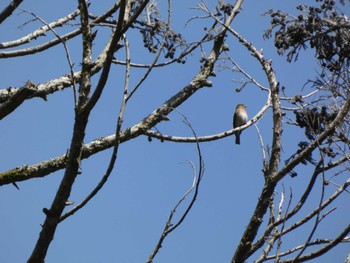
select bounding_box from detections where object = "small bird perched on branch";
[233,104,248,145]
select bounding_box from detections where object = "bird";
[233,104,248,145]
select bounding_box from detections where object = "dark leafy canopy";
[135,4,186,60]
[90,1,186,60]
[266,0,350,179]
[264,0,350,72]
[294,107,338,140]
[286,106,339,174]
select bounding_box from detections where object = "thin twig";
[294,154,326,261]
[224,52,270,92]
[20,9,78,105]
[254,123,268,175]
[125,0,172,102]
[147,108,205,263]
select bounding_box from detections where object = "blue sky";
[0,1,349,262]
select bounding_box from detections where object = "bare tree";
[0,0,349,262]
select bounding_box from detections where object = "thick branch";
[0,81,41,120]
[27,1,96,261]
[0,0,23,24]
[251,162,321,256]
[229,17,281,263]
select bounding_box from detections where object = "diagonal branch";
[278,224,350,263]
[0,9,80,49]
[27,1,97,261]
[0,0,23,24]
[0,81,41,120]
[0,3,120,58]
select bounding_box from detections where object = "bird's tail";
[235,132,241,145]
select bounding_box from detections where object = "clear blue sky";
[0,1,349,262]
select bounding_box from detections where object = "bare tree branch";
[20,9,78,105]
[278,224,350,263]
[147,109,204,263]
[266,234,350,261]
[27,1,99,261]
[0,3,120,58]
[1,1,349,262]
[0,9,80,49]
[60,34,131,222]
[0,0,23,24]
